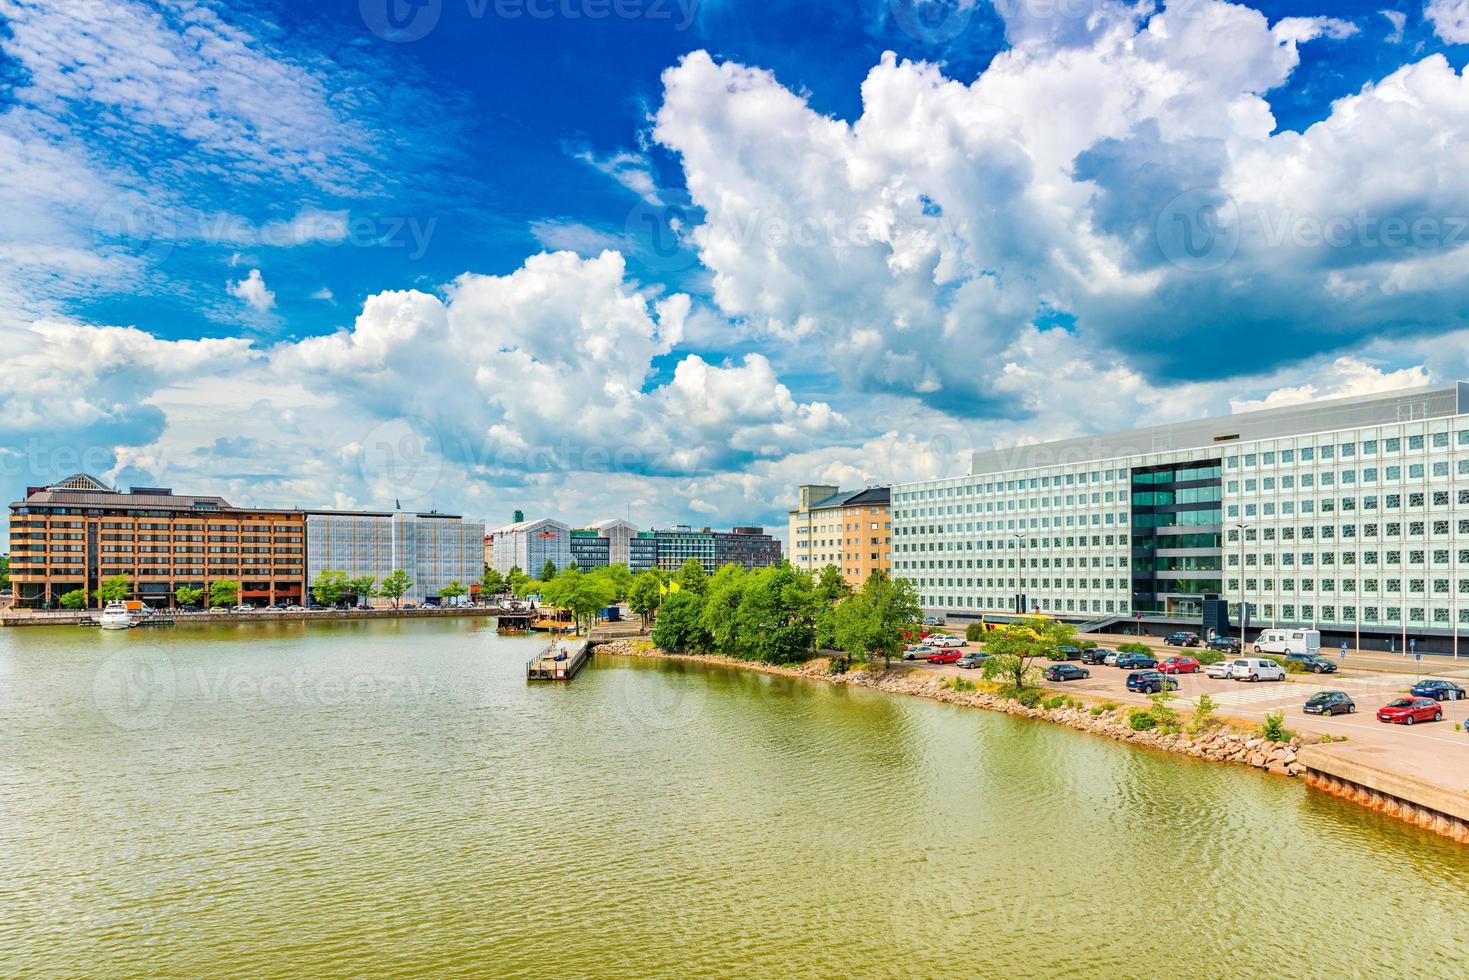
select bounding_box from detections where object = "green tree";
[981,616,1076,691]
[628,571,662,633]
[380,569,414,609]
[674,556,709,596]
[311,569,349,606]
[541,559,558,582]
[509,570,537,599]
[814,564,850,604]
[175,585,205,607]
[701,564,749,655]
[0,555,9,590]
[839,570,922,668]
[734,563,819,664]
[59,588,87,609]
[347,574,378,606]
[97,574,131,603]
[208,579,240,608]
[479,567,505,598]
[650,589,709,652]
[599,563,634,601]
[542,568,617,634]
[440,580,468,603]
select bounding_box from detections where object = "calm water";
[2,618,1468,977]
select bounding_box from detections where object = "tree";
[674,556,709,596]
[628,572,662,633]
[814,564,850,604]
[311,570,349,607]
[380,569,414,608]
[701,564,749,655]
[734,563,819,664]
[541,559,558,582]
[0,555,9,590]
[347,574,378,606]
[981,616,1076,691]
[479,567,505,598]
[208,579,240,608]
[509,570,537,599]
[97,574,131,603]
[600,563,634,601]
[440,579,468,603]
[59,588,87,609]
[832,571,922,668]
[542,568,617,634]
[175,585,205,607]
[650,590,709,652]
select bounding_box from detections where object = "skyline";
[5,0,1469,540]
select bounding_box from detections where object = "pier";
[527,639,590,681]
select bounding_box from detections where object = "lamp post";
[1013,532,1025,615]
[1234,522,1249,645]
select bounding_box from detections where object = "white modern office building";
[587,517,637,566]
[305,510,485,603]
[892,382,1469,651]
[488,517,572,576]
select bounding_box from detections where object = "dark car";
[1164,631,1200,647]
[1303,691,1355,716]
[1115,653,1158,670]
[956,652,989,670]
[1126,670,1179,694]
[1287,653,1337,674]
[1409,679,1467,701]
[1044,663,1090,682]
[1055,645,1084,661]
[1206,635,1241,653]
[177,604,202,613]
[1080,647,1112,665]
[307,602,324,610]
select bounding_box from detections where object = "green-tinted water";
[2,618,1467,977]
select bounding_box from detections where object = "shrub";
[965,623,984,642]
[1089,705,1108,716]
[1077,639,1098,650]
[1065,696,1083,709]
[1015,688,1044,708]
[1128,710,1158,731]
[942,676,978,693]
[1261,710,1293,742]
[1190,693,1219,733]
[1195,650,1225,666]
[1041,694,1066,710]
[825,658,849,675]
[1281,658,1307,674]
[1117,641,1150,654]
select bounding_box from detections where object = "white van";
[1229,658,1287,682]
[1252,629,1320,656]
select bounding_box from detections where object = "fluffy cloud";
[227,268,276,312]
[1426,0,1469,43]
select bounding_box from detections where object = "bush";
[965,623,984,642]
[1117,641,1150,654]
[1015,688,1044,708]
[1041,694,1066,710]
[1089,705,1108,716]
[825,658,849,675]
[1190,693,1218,733]
[1077,639,1097,649]
[1128,710,1158,731]
[941,676,978,693]
[1196,650,1225,666]
[1261,710,1293,742]
[1280,658,1307,674]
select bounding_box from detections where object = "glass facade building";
[305,511,484,603]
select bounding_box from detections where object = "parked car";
[208,606,228,614]
[1126,670,1179,694]
[903,645,936,661]
[956,652,989,670]
[1158,656,1200,674]
[1104,650,1121,666]
[1229,658,1286,682]
[1287,653,1337,674]
[1376,697,1443,725]
[285,604,305,612]
[263,604,284,612]
[232,604,254,613]
[177,604,202,613]
[1410,679,1467,701]
[928,635,966,649]
[1056,645,1083,661]
[1205,635,1241,654]
[307,602,324,610]
[1164,631,1200,647]
[1080,647,1112,665]
[1205,659,1236,680]
[926,649,962,665]
[1044,663,1090,682]
[1115,653,1158,670]
[923,615,944,626]
[1303,691,1356,716]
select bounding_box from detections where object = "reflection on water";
[2,619,1467,977]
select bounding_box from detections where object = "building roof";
[841,486,891,506]
[587,517,638,531]
[968,382,1469,476]
[13,480,238,511]
[304,509,466,520]
[490,517,570,534]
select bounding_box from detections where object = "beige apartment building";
[788,484,891,586]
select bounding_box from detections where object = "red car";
[1376,697,1443,726]
[1158,656,1201,674]
[926,650,962,665]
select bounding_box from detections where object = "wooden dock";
[526,639,590,681]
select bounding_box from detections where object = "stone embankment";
[592,640,1308,777]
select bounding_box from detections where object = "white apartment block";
[893,383,1469,650]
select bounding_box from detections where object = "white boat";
[98,602,135,630]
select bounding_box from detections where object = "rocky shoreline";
[594,639,1309,777]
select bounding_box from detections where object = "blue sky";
[3,0,1469,538]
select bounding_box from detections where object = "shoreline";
[0,606,506,628]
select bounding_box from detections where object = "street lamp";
[1234,522,1249,644]
[1013,532,1026,615]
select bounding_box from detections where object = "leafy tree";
[841,570,922,667]
[650,589,709,652]
[97,574,131,603]
[479,567,505,597]
[509,570,537,599]
[674,556,709,596]
[541,559,558,582]
[0,555,9,590]
[734,563,819,664]
[701,564,749,655]
[628,572,662,633]
[814,564,850,604]
[208,579,240,608]
[59,588,87,609]
[981,616,1076,691]
[440,580,467,603]
[311,570,349,606]
[380,569,414,608]
[347,574,378,606]
[542,568,617,634]
[175,585,205,607]
[1190,693,1219,734]
[600,563,633,601]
